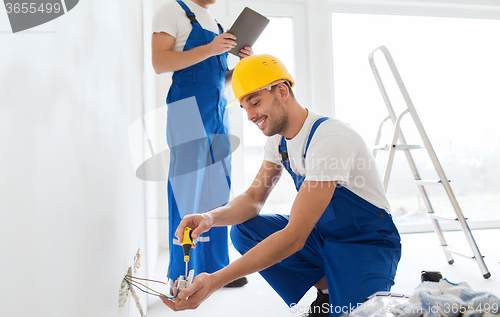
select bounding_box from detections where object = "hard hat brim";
[226,79,290,109]
[226,98,240,108]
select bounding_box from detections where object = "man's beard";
[262,97,288,137]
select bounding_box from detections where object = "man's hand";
[225,45,254,86]
[175,213,213,243]
[207,32,237,56]
[161,273,219,311]
[239,46,253,59]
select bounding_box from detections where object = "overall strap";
[279,136,301,191]
[279,136,289,162]
[279,116,331,192]
[279,116,331,163]
[304,117,331,158]
[216,20,224,34]
[176,0,199,24]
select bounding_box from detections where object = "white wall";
[2,0,499,316]
[0,1,153,316]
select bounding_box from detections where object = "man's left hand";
[239,46,254,59]
[161,273,218,311]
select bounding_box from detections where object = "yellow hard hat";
[227,54,295,108]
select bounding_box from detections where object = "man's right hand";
[206,32,237,56]
[175,213,214,243]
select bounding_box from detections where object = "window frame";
[227,1,310,197]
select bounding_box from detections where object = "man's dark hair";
[271,80,295,99]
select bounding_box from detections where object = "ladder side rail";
[403,98,490,275]
[370,46,454,264]
[373,115,391,158]
[369,51,398,123]
[378,46,482,225]
[430,217,455,263]
[376,46,466,202]
[369,47,427,184]
[382,109,409,190]
[375,46,490,278]
[376,46,454,188]
[449,189,490,277]
[380,109,453,264]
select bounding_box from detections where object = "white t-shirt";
[152,0,220,52]
[264,110,391,212]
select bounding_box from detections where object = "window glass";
[242,16,297,215]
[332,13,500,224]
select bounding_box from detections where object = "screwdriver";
[182,227,193,278]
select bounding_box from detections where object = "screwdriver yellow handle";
[182,227,193,262]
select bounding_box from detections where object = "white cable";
[129,284,147,317]
[118,279,130,314]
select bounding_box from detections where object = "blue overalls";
[166,0,231,281]
[231,118,402,317]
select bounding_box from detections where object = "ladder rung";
[414,179,451,186]
[373,144,424,151]
[429,214,466,222]
[441,245,483,259]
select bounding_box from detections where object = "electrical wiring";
[124,275,178,302]
[125,279,176,303]
[124,277,162,296]
[126,275,168,285]
[124,276,173,299]
[125,277,160,294]
[124,278,174,302]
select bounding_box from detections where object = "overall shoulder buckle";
[185,12,198,24]
[279,144,289,162]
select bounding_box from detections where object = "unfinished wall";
[0,1,153,316]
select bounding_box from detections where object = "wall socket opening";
[118,267,132,312]
[118,249,145,316]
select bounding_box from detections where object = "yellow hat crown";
[228,54,294,107]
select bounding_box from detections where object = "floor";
[147,228,500,317]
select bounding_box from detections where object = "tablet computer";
[228,7,270,56]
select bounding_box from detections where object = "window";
[228,2,308,215]
[242,16,297,215]
[331,13,500,228]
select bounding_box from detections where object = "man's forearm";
[153,45,212,74]
[208,160,281,227]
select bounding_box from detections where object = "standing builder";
[152,0,252,291]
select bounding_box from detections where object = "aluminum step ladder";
[368,45,491,279]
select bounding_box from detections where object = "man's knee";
[230,215,288,254]
[230,217,266,254]
[229,223,242,243]
[230,223,250,254]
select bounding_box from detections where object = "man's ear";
[277,82,289,100]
